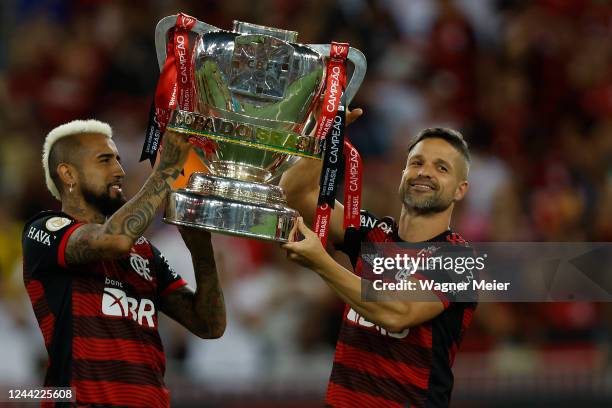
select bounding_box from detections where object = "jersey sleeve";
[150,245,188,298]
[22,214,83,277]
[335,210,379,267]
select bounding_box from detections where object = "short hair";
[43,119,113,200]
[407,127,471,176]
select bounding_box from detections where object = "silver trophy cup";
[155,16,366,241]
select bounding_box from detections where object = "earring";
[69,183,74,193]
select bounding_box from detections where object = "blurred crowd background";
[1,0,612,406]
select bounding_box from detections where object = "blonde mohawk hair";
[42,119,113,200]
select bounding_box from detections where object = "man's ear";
[454,180,469,202]
[57,163,78,188]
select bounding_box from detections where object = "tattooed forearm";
[161,248,226,339]
[64,132,191,265]
[192,250,226,337]
[105,172,171,238]
[105,132,189,239]
[64,224,114,264]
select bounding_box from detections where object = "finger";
[282,242,298,252]
[346,107,363,126]
[296,217,317,238]
[287,218,300,242]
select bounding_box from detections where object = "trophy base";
[163,174,298,242]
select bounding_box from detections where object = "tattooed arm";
[160,228,226,339]
[64,131,192,265]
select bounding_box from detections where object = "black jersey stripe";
[330,362,428,405]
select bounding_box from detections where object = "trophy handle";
[154,15,221,69]
[307,44,367,106]
[155,15,367,106]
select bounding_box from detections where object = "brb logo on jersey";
[102,282,155,328]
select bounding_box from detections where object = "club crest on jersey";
[27,226,54,246]
[45,217,72,232]
[129,253,152,281]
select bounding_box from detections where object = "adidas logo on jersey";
[346,307,409,339]
[102,286,155,328]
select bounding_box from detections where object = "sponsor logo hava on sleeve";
[27,226,54,246]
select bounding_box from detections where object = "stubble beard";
[400,183,454,215]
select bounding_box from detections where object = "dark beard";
[401,188,454,215]
[82,186,126,216]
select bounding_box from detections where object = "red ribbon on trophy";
[141,13,213,166]
[313,42,362,246]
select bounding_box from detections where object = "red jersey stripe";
[160,278,188,297]
[463,306,474,329]
[334,342,431,389]
[72,293,102,317]
[73,337,165,368]
[26,280,45,304]
[326,382,403,408]
[338,324,433,368]
[72,316,163,348]
[72,380,169,407]
[57,223,84,268]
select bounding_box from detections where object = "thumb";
[346,108,363,126]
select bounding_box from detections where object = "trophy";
[150,15,366,242]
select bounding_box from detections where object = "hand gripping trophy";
[141,13,367,243]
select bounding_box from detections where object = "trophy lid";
[232,21,298,42]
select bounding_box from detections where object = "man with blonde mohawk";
[22,119,226,407]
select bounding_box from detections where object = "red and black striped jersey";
[327,211,477,408]
[22,211,187,407]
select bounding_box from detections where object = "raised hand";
[282,217,329,271]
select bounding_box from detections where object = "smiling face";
[399,137,468,215]
[73,133,127,216]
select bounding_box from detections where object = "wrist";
[153,167,180,187]
[313,252,335,276]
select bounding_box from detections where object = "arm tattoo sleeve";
[160,252,226,338]
[64,135,187,264]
